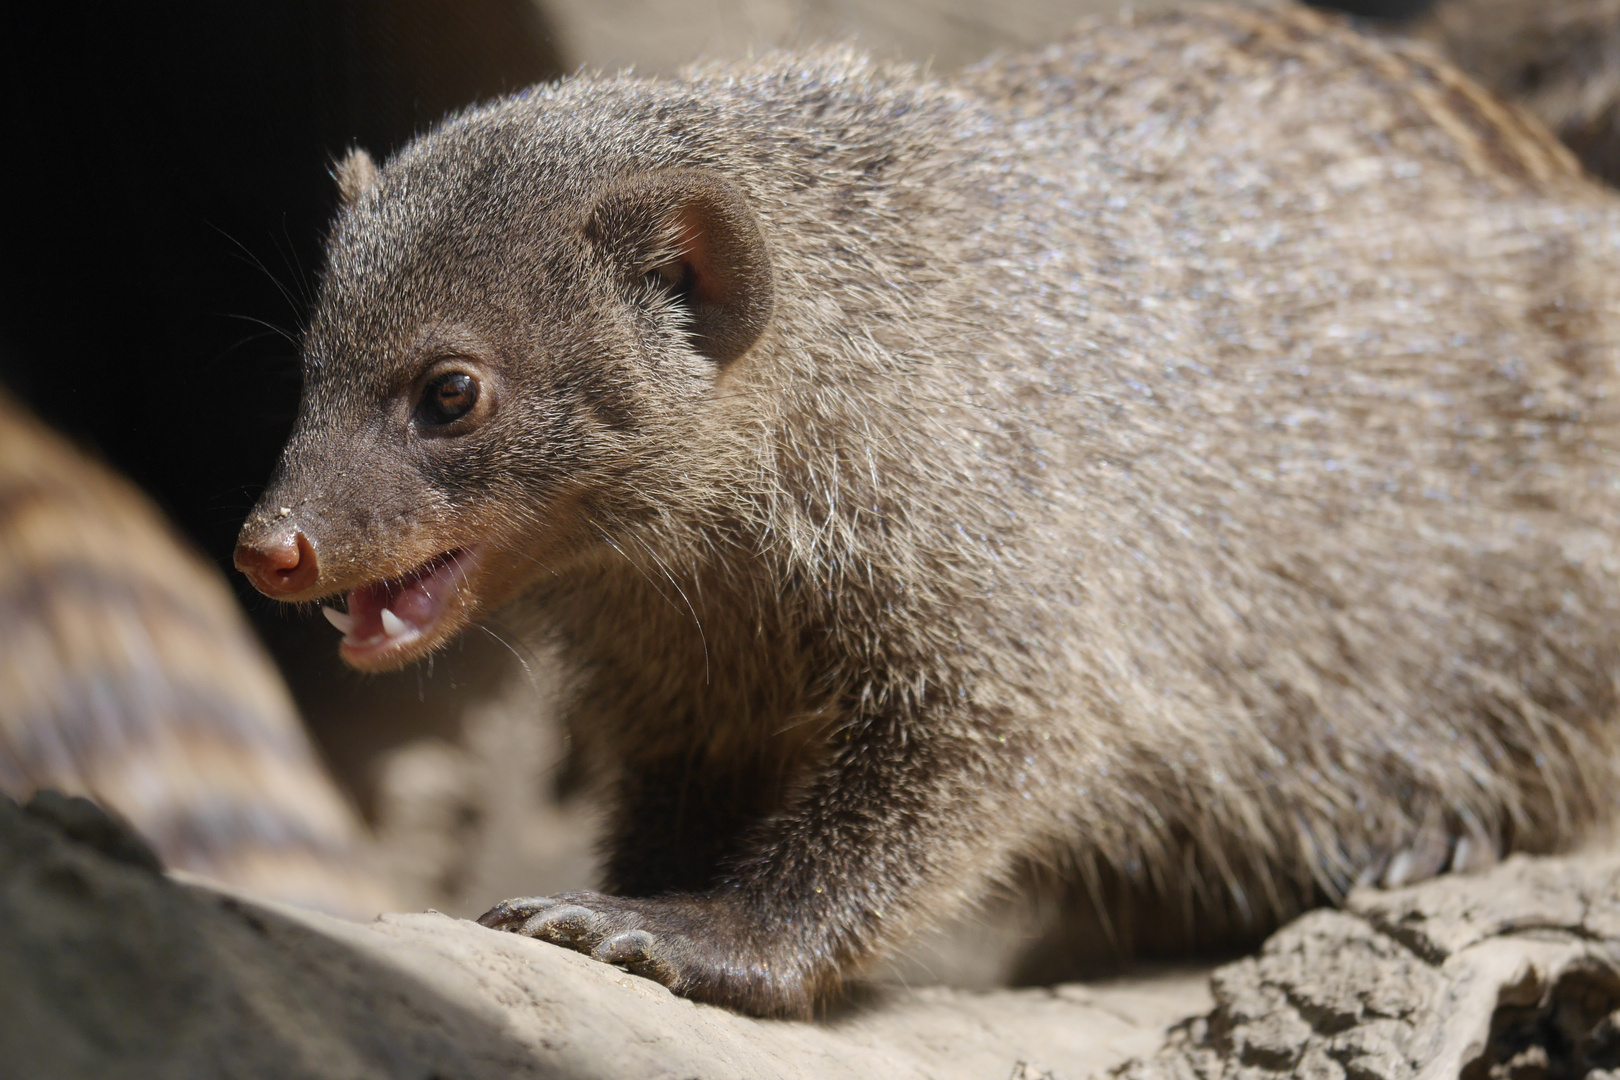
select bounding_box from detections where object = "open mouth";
[320,546,482,665]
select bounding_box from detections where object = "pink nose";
[234,530,319,597]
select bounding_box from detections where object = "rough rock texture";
[1120,854,1620,1080]
[5,793,1619,1079]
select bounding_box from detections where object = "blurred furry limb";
[0,388,390,917]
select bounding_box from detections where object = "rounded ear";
[587,169,774,365]
[333,147,380,207]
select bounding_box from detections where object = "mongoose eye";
[416,371,480,429]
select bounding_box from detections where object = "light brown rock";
[8,793,1620,1080]
[1119,852,1620,1080]
[0,794,1203,1080]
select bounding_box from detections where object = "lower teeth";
[380,608,409,638]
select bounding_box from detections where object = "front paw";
[475,891,813,1017]
[478,892,682,987]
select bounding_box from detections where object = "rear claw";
[1366,815,1501,890]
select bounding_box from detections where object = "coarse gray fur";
[240,3,1620,1016]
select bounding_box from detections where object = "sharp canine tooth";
[322,606,355,635]
[380,608,408,638]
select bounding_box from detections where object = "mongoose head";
[235,97,775,672]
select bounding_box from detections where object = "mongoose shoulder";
[0,389,387,916]
[237,3,1620,1015]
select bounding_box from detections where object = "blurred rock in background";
[0,386,388,917]
[541,0,1482,79]
[543,0,1180,77]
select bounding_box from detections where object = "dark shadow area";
[0,792,559,1079]
[0,2,564,793]
[1306,0,1434,22]
[1462,963,1620,1080]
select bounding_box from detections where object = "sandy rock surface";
[5,794,1619,1080]
[1123,855,1620,1080]
[0,793,1204,1080]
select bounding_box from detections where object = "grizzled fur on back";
[250,4,1620,1014]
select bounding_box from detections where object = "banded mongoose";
[0,388,389,917]
[236,3,1620,1016]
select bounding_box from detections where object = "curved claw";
[594,930,679,987]
[594,928,655,964]
[477,895,560,930]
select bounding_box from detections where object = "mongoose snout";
[243,5,1620,1017]
[238,503,490,669]
[233,528,319,598]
